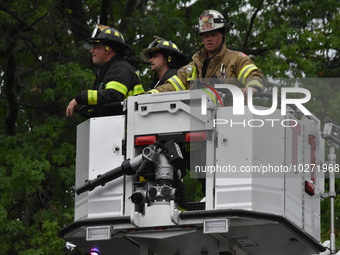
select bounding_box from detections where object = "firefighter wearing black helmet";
[66,25,144,117]
[141,36,188,92]
[148,10,264,95]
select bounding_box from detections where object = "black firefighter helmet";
[141,36,188,69]
[84,24,135,57]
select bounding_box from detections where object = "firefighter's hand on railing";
[66,99,78,117]
[74,101,125,118]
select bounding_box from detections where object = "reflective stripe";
[238,64,257,85]
[246,79,263,90]
[149,89,159,94]
[105,81,128,96]
[105,81,143,99]
[127,84,144,98]
[87,90,98,105]
[187,66,197,81]
[132,84,144,95]
[168,76,186,91]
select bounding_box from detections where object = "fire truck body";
[61,90,332,255]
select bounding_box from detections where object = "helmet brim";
[196,21,234,35]
[120,43,135,57]
[170,51,189,68]
[83,40,102,50]
[141,47,188,68]
[83,38,135,57]
[140,47,160,62]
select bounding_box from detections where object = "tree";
[0,0,94,254]
[0,0,339,254]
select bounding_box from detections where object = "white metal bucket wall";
[126,91,213,136]
[74,116,126,220]
[283,113,304,229]
[214,106,285,215]
[214,106,323,241]
[284,114,324,240]
[301,116,324,240]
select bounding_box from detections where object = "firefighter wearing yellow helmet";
[147,10,264,95]
[66,25,144,117]
[141,36,188,92]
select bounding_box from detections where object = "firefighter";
[141,37,189,210]
[66,25,144,117]
[147,10,264,95]
[141,36,188,92]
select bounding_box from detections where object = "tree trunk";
[4,43,19,136]
[100,0,109,25]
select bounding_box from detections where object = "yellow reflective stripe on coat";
[168,76,186,91]
[105,81,128,96]
[87,90,98,105]
[187,66,197,81]
[246,79,263,90]
[127,84,145,98]
[238,64,258,85]
[134,84,145,95]
[149,89,159,94]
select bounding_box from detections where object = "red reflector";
[185,132,207,142]
[305,180,315,196]
[135,136,157,146]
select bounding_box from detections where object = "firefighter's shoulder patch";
[239,52,248,57]
[180,64,191,73]
[179,66,187,72]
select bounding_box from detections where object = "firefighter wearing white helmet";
[147,10,264,95]
[66,25,144,117]
[141,36,188,92]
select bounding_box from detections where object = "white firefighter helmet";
[196,10,233,35]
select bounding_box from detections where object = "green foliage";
[0,117,77,254]
[0,0,339,253]
[183,174,204,202]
